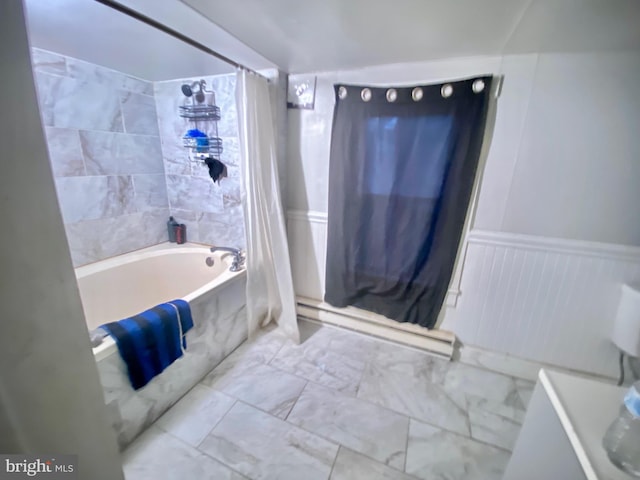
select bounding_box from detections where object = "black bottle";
[167,216,178,242]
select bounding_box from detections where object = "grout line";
[266,348,363,398]
[143,352,514,480]
[205,391,237,433]
[279,358,517,453]
[283,380,308,422]
[140,412,248,480]
[265,338,288,365]
[194,397,238,450]
[403,417,410,473]
[196,444,250,480]
[354,356,369,397]
[74,129,89,176]
[198,326,519,453]
[327,445,341,480]
[118,94,127,134]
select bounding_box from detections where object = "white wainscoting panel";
[287,210,328,300]
[454,231,640,378]
[286,211,640,378]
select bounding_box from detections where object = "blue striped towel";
[100,299,193,390]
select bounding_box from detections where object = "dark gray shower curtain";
[324,77,492,329]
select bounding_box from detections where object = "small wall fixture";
[287,76,317,109]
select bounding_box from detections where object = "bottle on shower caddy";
[167,216,179,242]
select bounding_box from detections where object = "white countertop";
[539,369,632,480]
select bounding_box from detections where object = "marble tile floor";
[123,319,534,480]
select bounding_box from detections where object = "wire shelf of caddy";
[182,135,224,162]
[178,104,222,121]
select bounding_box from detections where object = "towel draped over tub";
[100,299,193,390]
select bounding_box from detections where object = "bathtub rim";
[77,243,246,362]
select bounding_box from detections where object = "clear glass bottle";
[603,381,640,477]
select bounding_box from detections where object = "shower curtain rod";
[94,0,266,78]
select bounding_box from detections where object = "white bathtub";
[77,243,244,361]
[76,243,248,448]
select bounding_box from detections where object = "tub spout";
[210,246,245,272]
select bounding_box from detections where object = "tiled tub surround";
[123,320,535,480]
[31,48,168,266]
[76,244,248,449]
[154,75,245,249]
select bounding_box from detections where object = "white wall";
[475,52,640,245]
[286,50,640,377]
[0,3,124,477]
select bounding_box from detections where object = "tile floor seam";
[283,401,411,473]
[403,414,410,474]
[353,384,465,431]
[409,415,514,454]
[337,445,421,479]
[201,394,307,431]
[140,422,250,480]
[327,444,342,480]
[199,340,522,452]
[124,323,517,479]
[264,338,287,365]
[216,368,307,419]
[194,398,239,450]
[278,368,501,447]
[215,330,523,425]
[283,380,309,422]
[456,356,539,382]
[299,317,446,357]
[443,389,473,438]
[357,363,525,443]
[196,444,251,479]
[259,357,364,398]
[292,373,409,419]
[468,408,524,426]
[305,317,535,382]
[353,356,369,397]
[197,398,341,479]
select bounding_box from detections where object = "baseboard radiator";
[296,296,456,359]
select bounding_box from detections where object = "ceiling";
[184,0,640,73]
[23,0,275,81]
[23,0,640,79]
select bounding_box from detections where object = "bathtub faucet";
[210,246,245,272]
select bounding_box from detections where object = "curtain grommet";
[361,88,372,102]
[338,86,348,99]
[411,87,423,101]
[386,88,398,102]
[472,79,485,93]
[441,84,453,98]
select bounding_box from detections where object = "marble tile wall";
[31,48,168,266]
[154,75,245,249]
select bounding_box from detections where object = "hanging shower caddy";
[179,80,223,162]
